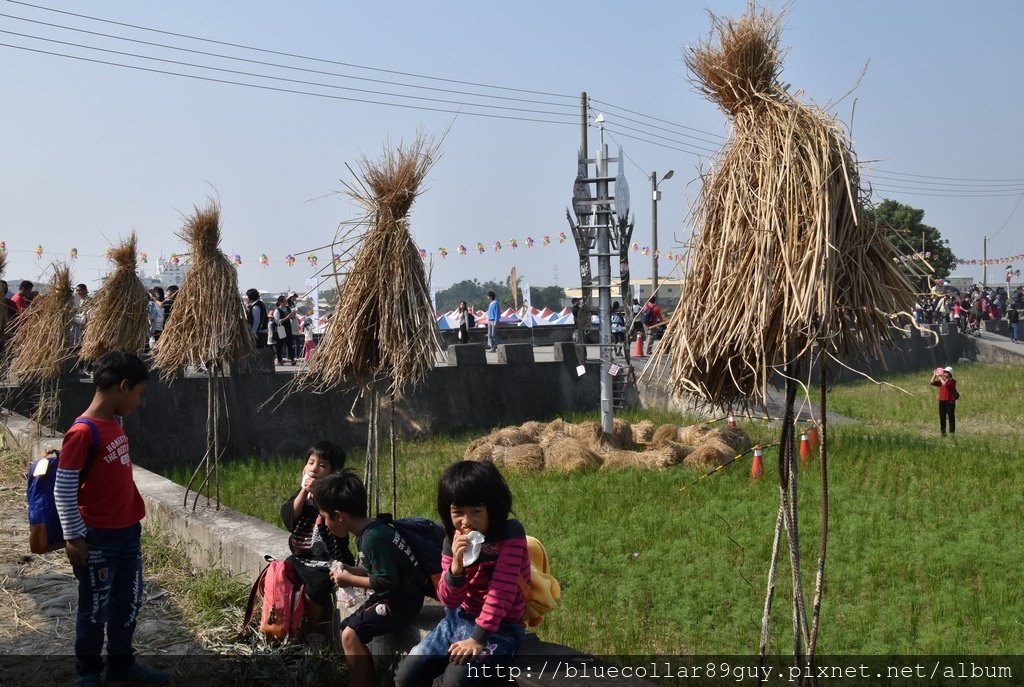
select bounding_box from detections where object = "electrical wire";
[7,0,578,100]
[0,29,580,118]
[0,41,579,126]
[988,193,1024,240]
[0,11,581,110]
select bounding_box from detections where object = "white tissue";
[463,531,486,566]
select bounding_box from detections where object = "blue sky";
[2,1,1022,295]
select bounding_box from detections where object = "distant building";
[564,277,685,309]
[153,255,191,289]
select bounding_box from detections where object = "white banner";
[304,277,320,333]
[520,280,534,328]
[430,282,437,316]
[633,282,641,305]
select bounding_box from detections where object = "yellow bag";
[516,535,560,627]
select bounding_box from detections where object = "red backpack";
[240,559,306,642]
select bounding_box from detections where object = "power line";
[0,29,581,119]
[0,11,580,111]
[869,169,1024,184]
[8,0,578,100]
[870,186,1024,198]
[590,97,725,141]
[989,193,1024,240]
[0,42,579,126]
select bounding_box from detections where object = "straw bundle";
[705,425,753,454]
[492,426,533,448]
[520,421,545,442]
[540,436,601,473]
[609,418,635,450]
[153,203,254,375]
[0,252,8,341]
[464,436,496,462]
[81,233,150,360]
[649,424,682,449]
[538,418,572,444]
[568,421,602,448]
[296,135,441,395]
[665,6,916,408]
[652,441,691,465]
[8,264,74,384]
[601,446,683,471]
[678,422,713,447]
[492,444,545,472]
[684,439,735,470]
[630,419,656,445]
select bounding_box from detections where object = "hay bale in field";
[678,422,713,447]
[608,418,635,450]
[569,421,602,448]
[685,439,735,470]
[492,426,533,447]
[8,263,74,383]
[541,436,601,473]
[464,436,497,462]
[649,424,681,449]
[520,421,545,441]
[652,441,691,465]
[538,418,572,444]
[631,419,656,445]
[493,443,545,472]
[706,425,753,453]
[601,447,682,471]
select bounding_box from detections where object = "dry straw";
[8,263,74,384]
[295,134,442,396]
[662,5,916,408]
[153,202,254,375]
[81,233,150,360]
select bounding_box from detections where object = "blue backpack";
[27,418,100,554]
[378,513,445,598]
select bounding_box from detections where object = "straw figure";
[80,233,150,361]
[666,5,919,666]
[7,263,75,433]
[292,134,442,514]
[153,202,255,509]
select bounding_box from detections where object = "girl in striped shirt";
[396,461,530,686]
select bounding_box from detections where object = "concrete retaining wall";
[6,344,599,472]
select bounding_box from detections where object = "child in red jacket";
[930,366,958,436]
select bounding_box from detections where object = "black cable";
[7,0,578,100]
[870,187,1024,198]
[603,126,713,159]
[600,117,718,156]
[0,29,579,118]
[590,97,725,140]
[0,41,578,126]
[0,11,580,111]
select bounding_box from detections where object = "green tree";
[434,279,564,313]
[865,199,957,281]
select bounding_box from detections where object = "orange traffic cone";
[807,424,820,447]
[799,432,812,466]
[751,444,763,479]
[632,333,644,357]
[728,413,737,428]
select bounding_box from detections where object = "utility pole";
[650,170,674,298]
[983,235,988,289]
[567,101,632,435]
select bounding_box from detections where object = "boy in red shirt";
[54,351,167,687]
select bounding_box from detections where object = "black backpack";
[640,306,655,325]
[378,513,444,598]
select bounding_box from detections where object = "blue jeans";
[72,523,144,676]
[1011,322,1019,342]
[395,607,525,687]
[487,324,500,351]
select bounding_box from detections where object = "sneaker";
[72,675,101,687]
[107,663,168,687]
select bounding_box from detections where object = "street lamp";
[650,170,674,298]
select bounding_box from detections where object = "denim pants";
[487,324,500,351]
[72,523,144,676]
[395,607,525,687]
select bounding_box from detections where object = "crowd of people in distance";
[914,284,1023,342]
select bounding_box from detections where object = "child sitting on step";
[280,441,354,639]
[395,460,530,687]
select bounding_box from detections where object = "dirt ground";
[0,470,202,685]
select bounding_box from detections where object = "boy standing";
[54,351,166,687]
[311,472,426,687]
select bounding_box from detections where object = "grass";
[161,363,1024,655]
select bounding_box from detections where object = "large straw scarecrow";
[663,5,916,667]
[154,202,255,509]
[8,263,75,433]
[291,134,441,514]
[80,233,150,360]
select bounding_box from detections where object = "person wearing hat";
[930,366,958,436]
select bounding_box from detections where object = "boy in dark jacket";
[311,472,426,687]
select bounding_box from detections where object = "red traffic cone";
[807,424,820,447]
[632,333,644,357]
[799,432,811,466]
[751,444,763,480]
[728,414,737,428]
